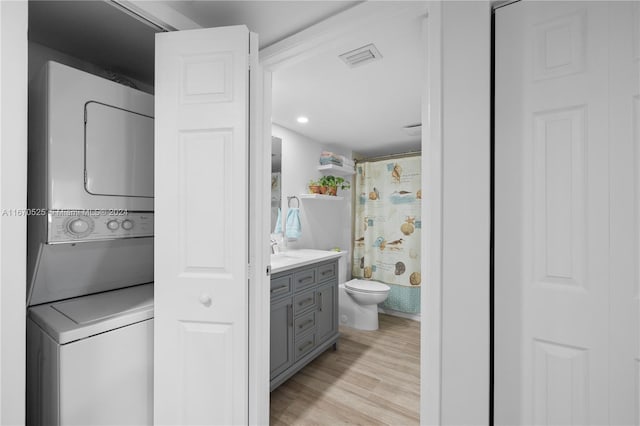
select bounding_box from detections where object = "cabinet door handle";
[298,341,313,353]
[318,293,323,312]
[321,269,332,276]
[288,304,293,327]
[298,319,314,329]
[271,285,288,295]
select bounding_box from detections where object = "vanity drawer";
[293,267,316,291]
[294,333,316,361]
[270,275,292,300]
[293,289,316,315]
[294,310,316,338]
[316,262,337,283]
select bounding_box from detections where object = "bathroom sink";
[270,249,342,274]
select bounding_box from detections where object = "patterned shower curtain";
[352,155,422,314]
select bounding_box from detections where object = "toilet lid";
[345,280,390,293]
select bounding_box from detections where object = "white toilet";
[337,252,390,331]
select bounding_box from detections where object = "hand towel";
[273,208,282,234]
[285,208,302,239]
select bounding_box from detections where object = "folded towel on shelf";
[285,208,302,239]
[319,151,343,166]
[319,157,343,166]
[273,208,282,234]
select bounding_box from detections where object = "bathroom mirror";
[271,136,282,232]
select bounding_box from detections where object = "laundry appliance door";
[59,319,154,425]
[85,101,154,198]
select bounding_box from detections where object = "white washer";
[27,284,153,426]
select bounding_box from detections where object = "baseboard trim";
[378,307,421,322]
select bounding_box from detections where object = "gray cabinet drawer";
[294,333,316,361]
[316,262,337,283]
[270,275,292,300]
[293,289,316,315]
[293,268,316,291]
[294,310,316,338]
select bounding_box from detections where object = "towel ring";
[287,196,300,208]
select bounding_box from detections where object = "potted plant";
[319,175,350,196]
[308,179,321,194]
[336,176,351,191]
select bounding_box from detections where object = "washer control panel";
[47,211,154,243]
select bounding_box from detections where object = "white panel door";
[608,3,640,424]
[154,26,251,425]
[495,2,638,424]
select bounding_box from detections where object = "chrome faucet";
[270,238,280,254]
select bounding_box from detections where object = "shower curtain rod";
[355,150,421,163]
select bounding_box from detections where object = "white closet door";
[154,26,251,425]
[495,2,638,424]
[607,3,639,424]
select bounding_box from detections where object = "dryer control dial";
[65,216,94,238]
[106,220,119,230]
[121,219,134,230]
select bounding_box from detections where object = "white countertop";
[270,249,343,274]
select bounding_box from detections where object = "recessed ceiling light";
[297,116,309,124]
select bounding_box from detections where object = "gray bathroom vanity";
[269,250,341,391]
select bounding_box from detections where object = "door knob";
[199,293,212,307]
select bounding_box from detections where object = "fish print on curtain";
[352,156,421,291]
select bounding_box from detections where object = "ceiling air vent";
[339,43,383,68]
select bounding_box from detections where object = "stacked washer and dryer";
[26,61,155,425]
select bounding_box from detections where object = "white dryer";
[26,61,155,426]
[27,61,155,305]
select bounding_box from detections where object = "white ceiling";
[29,1,422,157]
[164,1,361,49]
[29,0,358,85]
[271,13,423,157]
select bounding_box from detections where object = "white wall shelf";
[317,163,355,176]
[299,194,344,201]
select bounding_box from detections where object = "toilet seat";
[345,279,389,293]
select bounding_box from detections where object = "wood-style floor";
[270,314,420,426]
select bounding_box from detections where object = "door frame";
[258,2,443,424]
[0,2,28,424]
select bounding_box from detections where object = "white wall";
[440,2,491,425]
[272,124,352,269]
[0,2,28,424]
